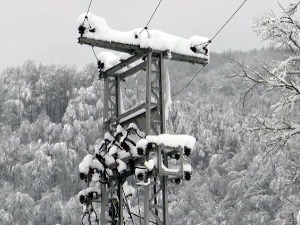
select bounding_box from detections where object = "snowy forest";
[1,1,300,225]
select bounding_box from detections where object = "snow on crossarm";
[77,13,210,65]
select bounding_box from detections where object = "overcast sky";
[0,0,284,72]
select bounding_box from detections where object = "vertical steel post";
[101,77,110,225]
[160,53,168,225]
[118,178,124,225]
[116,76,121,118]
[144,52,153,225]
[101,183,107,225]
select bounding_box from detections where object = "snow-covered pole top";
[77,13,210,65]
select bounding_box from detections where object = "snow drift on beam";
[78,12,210,60]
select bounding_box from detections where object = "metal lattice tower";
[78,36,208,225]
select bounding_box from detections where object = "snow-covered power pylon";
[77,13,210,225]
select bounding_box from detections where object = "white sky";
[0,0,284,72]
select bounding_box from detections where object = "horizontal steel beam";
[78,37,208,65]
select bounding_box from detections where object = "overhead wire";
[131,212,157,225]
[91,46,99,61]
[194,0,249,48]
[135,178,142,225]
[172,65,205,97]
[174,0,249,97]
[80,0,101,67]
[210,0,249,42]
[83,0,94,24]
[122,187,135,225]
[137,0,164,37]
[146,0,163,28]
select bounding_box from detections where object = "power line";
[135,179,142,225]
[146,0,163,28]
[137,0,163,37]
[84,0,94,23]
[80,0,94,27]
[122,187,135,225]
[172,65,205,97]
[211,0,249,42]
[174,0,249,97]
[195,0,249,47]
[91,46,99,61]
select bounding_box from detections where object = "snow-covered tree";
[233,1,300,154]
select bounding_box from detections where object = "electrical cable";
[172,65,205,97]
[91,46,99,61]
[122,187,135,225]
[175,0,249,97]
[135,179,142,225]
[146,0,163,28]
[195,0,249,48]
[137,0,164,37]
[82,0,94,24]
[131,212,157,225]
[211,0,249,42]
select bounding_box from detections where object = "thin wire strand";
[172,65,205,97]
[85,0,94,18]
[92,46,99,61]
[174,0,249,96]
[135,181,142,225]
[131,212,157,225]
[146,0,163,28]
[122,187,135,225]
[211,0,249,42]
[81,0,94,25]
[195,0,249,47]
[138,0,163,36]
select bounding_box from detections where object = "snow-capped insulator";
[121,142,131,152]
[174,178,182,185]
[97,61,105,70]
[79,172,85,180]
[203,45,209,56]
[88,192,94,200]
[190,46,197,53]
[137,173,144,181]
[184,147,191,157]
[79,195,86,204]
[95,154,105,166]
[146,143,156,151]
[87,168,94,182]
[184,172,191,181]
[78,25,86,37]
[174,153,180,160]
[137,147,144,156]
[89,27,96,33]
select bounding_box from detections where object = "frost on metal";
[78,123,194,224]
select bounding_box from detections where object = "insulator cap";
[137,173,144,181]
[184,172,191,181]
[174,178,181,184]
[78,25,86,36]
[97,61,104,70]
[190,46,197,53]
[79,195,86,204]
[184,147,191,157]
[121,142,130,152]
[89,28,96,33]
[79,172,85,180]
[137,148,144,156]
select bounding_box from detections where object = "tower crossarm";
[78,37,209,65]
